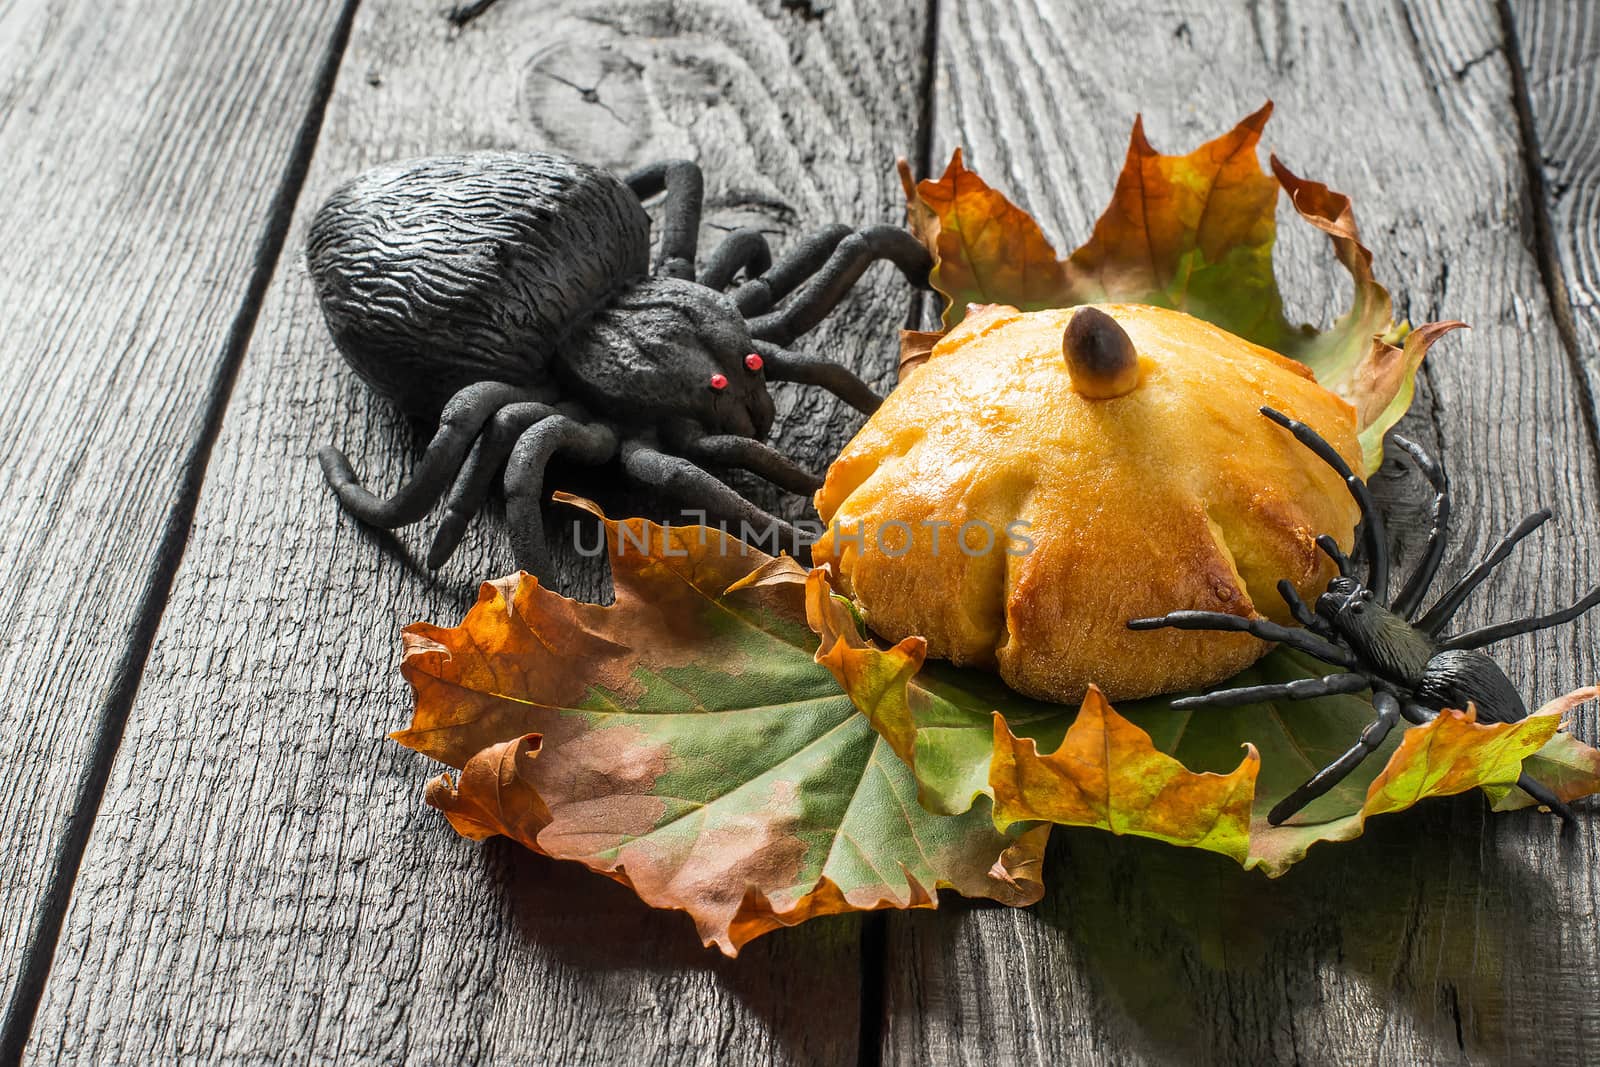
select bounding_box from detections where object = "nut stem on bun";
[1063,307,1140,399]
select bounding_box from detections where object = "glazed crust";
[813,303,1363,703]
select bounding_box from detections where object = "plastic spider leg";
[624,159,703,280]
[1268,689,1403,825]
[1278,579,1333,636]
[1315,534,1353,577]
[698,228,773,291]
[1169,671,1370,710]
[1400,701,1434,726]
[1260,406,1390,601]
[619,439,801,554]
[1515,773,1577,821]
[1415,508,1553,635]
[731,224,852,316]
[1127,610,1359,668]
[1388,435,1452,619]
[1439,581,1600,651]
[745,225,933,346]
[426,401,558,568]
[751,340,882,415]
[679,433,825,495]
[502,414,618,576]
[318,381,538,528]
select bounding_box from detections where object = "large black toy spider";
[1130,407,1600,826]
[308,151,930,574]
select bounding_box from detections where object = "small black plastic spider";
[1130,406,1600,825]
[308,151,930,576]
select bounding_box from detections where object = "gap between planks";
[1495,0,1600,468]
[0,3,364,1063]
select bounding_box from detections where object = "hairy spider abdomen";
[1415,648,1528,723]
[307,151,650,418]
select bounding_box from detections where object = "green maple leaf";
[393,497,1044,956]
[809,579,1600,875]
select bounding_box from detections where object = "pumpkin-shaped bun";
[813,303,1362,703]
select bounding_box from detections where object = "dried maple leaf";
[1488,722,1600,812]
[903,104,1462,471]
[1247,687,1597,874]
[809,573,1258,862]
[1065,104,1284,343]
[394,497,1045,955]
[898,154,1069,326]
[989,691,1259,863]
[808,580,1600,873]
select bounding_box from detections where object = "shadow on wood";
[486,838,864,1062]
[890,793,1583,1062]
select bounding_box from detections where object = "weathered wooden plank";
[0,0,353,1044]
[23,0,928,1063]
[1511,0,1600,420]
[884,0,1600,1063]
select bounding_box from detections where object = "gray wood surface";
[0,0,352,1044]
[1512,0,1600,418]
[883,1,1600,1064]
[20,0,928,1063]
[6,0,1599,1063]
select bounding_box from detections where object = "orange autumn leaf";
[396,497,1046,955]
[990,689,1260,863]
[808,571,1258,861]
[900,151,1070,327]
[1268,159,1468,471]
[1065,103,1284,341]
[902,105,1464,471]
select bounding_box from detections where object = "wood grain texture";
[884,0,1600,1063]
[0,0,351,1027]
[1512,0,1600,420]
[23,0,927,1062]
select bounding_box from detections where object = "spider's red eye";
[744,352,764,372]
[709,373,729,391]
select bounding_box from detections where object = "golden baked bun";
[813,303,1363,703]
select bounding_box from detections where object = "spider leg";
[1268,689,1403,825]
[698,228,773,291]
[1515,773,1576,820]
[319,381,535,528]
[1388,435,1452,619]
[1278,578,1333,636]
[1127,610,1358,668]
[425,401,557,568]
[1414,508,1553,634]
[752,340,882,415]
[620,439,801,554]
[731,224,852,316]
[1170,671,1369,710]
[1261,406,1389,600]
[1400,701,1435,725]
[745,225,933,346]
[501,414,618,576]
[1438,582,1600,651]
[625,159,703,281]
[1316,534,1353,576]
[680,434,824,495]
